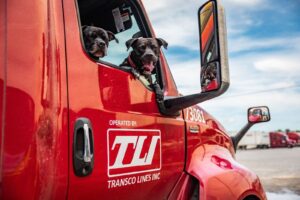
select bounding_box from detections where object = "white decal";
[110,135,159,168]
[107,172,161,189]
[187,107,206,123]
[109,120,137,127]
[107,129,161,177]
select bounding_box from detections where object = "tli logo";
[107,129,161,177]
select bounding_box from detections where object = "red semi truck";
[287,131,300,145]
[0,0,270,199]
[269,132,295,148]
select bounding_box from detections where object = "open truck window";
[76,0,163,89]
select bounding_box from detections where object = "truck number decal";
[107,129,161,177]
[186,107,206,123]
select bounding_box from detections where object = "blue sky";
[143,0,300,132]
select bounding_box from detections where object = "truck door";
[63,0,185,199]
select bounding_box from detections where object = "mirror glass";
[199,1,221,92]
[248,106,270,123]
[200,1,218,65]
[200,62,220,92]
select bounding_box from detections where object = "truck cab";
[287,131,300,145]
[270,132,295,148]
[0,0,269,199]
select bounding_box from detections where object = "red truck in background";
[287,131,300,145]
[269,132,295,148]
[0,0,271,199]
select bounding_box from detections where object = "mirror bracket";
[231,123,254,152]
[156,82,229,116]
[231,106,271,152]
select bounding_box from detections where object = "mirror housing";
[231,106,271,152]
[248,106,270,123]
[157,0,230,116]
[199,0,229,94]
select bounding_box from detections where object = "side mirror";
[231,106,271,152]
[248,106,270,123]
[157,0,230,116]
[198,0,229,94]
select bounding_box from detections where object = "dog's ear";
[126,38,139,51]
[82,25,88,31]
[156,38,168,49]
[107,31,119,43]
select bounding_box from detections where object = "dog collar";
[127,54,137,69]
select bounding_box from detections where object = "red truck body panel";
[0,0,68,198]
[0,0,266,199]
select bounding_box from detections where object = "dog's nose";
[142,53,155,60]
[97,41,106,47]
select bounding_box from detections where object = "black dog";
[120,37,168,84]
[201,63,217,87]
[82,25,119,59]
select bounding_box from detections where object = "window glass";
[104,17,140,65]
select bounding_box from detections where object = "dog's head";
[201,64,217,86]
[126,37,168,74]
[82,26,119,58]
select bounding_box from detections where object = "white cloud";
[141,1,167,12]
[223,0,263,7]
[149,16,199,49]
[143,0,200,49]
[201,91,300,131]
[168,59,200,94]
[267,81,296,89]
[228,36,300,53]
[254,57,300,73]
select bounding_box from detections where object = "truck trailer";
[238,131,270,150]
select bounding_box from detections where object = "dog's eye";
[101,35,108,41]
[91,33,97,38]
[101,33,106,38]
[139,45,146,50]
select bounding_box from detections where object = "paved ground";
[236,147,300,199]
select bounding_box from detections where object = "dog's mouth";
[142,60,155,74]
[91,50,104,58]
[89,44,107,58]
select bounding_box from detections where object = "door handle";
[83,123,93,163]
[73,118,94,176]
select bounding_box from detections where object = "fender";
[186,144,266,200]
[183,106,266,200]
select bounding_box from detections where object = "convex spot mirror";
[198,0,229,93]
[248,106,271,123]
